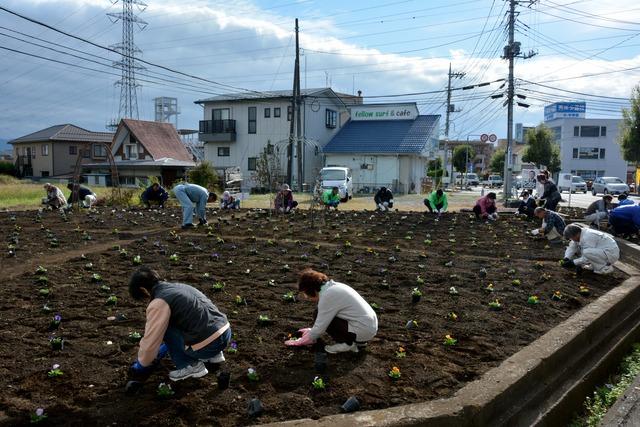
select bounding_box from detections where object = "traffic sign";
[489,134,497,142]
[480,134,489,142]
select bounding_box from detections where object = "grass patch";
[570,343,640,426]
[0,180,114,209]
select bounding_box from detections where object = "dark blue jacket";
[141,185,169,202]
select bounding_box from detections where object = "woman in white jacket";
[284,269,378,354]
[561,224,619,274]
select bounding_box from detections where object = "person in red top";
[473,192,498,220]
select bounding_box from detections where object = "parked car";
[483,175,503,187]
[319,166,353,202]
[557,173,587,193]
[464,173,480,186]
[591,177,630,196]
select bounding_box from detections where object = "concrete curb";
[262,242,640,427]
[600,371,640,427]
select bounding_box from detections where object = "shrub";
[0,161,17,177]
[187,161,220,190]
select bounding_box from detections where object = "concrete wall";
[545,118,628,180]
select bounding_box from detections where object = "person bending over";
[532,207,565,241]
[285,269,378,354]
[538,174,561,211]
[608,204,640,238]
[220,191,240,209]
[517,190,536,218]
[561,223,619,275]
[128,267,231,381]
[43,183,67,210]
[67,183,97,208]
[473,192,497,221]
[275,184,298,213]
[617,193,634,207]
[172,183,217,229]
[424,189,448,216]
[322,187,340,210]
[141,183,169,208]
[584,195,612,227]
[374,186,394,211]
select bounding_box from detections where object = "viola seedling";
[157,382,175,398]
[395,346,406,358]
[484,283,494,293]
[282,291,296,302]
[311,376,326,390]
[448,312,458,321]
[211,281,225,292]
[49,336,64,351]
[247,368,259,382]
[132,255,142,265]
[106,295,118,306]
[411,288,422,303]
[30,408,47,424]
[49,314,62,330]
[578,286,590,296]
[235,295,245,306]
[512,279,521,286]
[527,295,540,305]
[35,266,47,274]
[551,290,563,301]
[388,366,401,380]
[39,288,50,297]
[128,331,142,343]
[91,273,102,283]
[47,363,63,378]
[169,253,179,263]
[488,299,502,311]
[257,315,272,325]
[449,286,459,296]
[443,334,457,346]
[35,275,49,285]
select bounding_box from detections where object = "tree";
[490,148,505,176]
[452,145,475,173]
[619,85,640,179]
[521,124,562,173]
[254,143,282,191]
[426,158,444,185]
[187,161,220,189]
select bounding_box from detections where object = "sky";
[1,0,639,142]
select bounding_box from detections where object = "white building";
[195,88,356,191]
[323,103,440,195]
[544,102,627,181]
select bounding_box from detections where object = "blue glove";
[155,343,169,361]
[130,360,152,374]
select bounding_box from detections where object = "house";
[8,124,113,178]
[323,103,440,195]
[83,119,195,187]
[195,88,354,191]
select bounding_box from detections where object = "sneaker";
[203,351,225,364]
[169,361,208,381]
[325,343,359,354]
[199,218,208,226]
[181,223,195,230]
[595,265,615,275]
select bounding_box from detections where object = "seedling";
[47,363,63,378]
[335,250,343,258]
[448,312,458,321]
[512,279,521,286]
[49,336,64,350]
[91,273,102,283]
[449,286,459,295]
[35,266,47,274]
[388,366,401,380]
[579,286,590,296]
[370,302,381,312]
[202,272,211,279]
[488,299,502,311]
[527,295,540,305]
[169,253,179,263]
[132,255,142,265]
[551,291,563,301]
[443,334,457,346]
[379,280,390,290]
[416,276,424,285]
[39,288,50,297]
[235,295,245,306]
[106,295,118,306]
[266,239,275,246]
[282,291,296,302]
[99,284,111,293]
[49,239,59,248]
[257,314,272,325]
[396,346,406,358]
[85,262,93,270]
[128,331,142,343]
[211,253,220,260]
[411,288,422,303]
[484,283,494,293]
[300,253,309,260]
[35,275,49,285]
[312,376,326,390]
[30,408,47,424]
[507,268,516,275]
[247,367,259,382]
[282,264,291,272]
[119,249,128,258]
[157,382,175,398]
[211,281,225,292]
[49,314,62,330]
[444,260,453,267]
[344,240,352,248]
[406,320,418,330]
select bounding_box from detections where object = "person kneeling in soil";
[322,187,340,210]
[128,267,231,381]
[584,195,613,228]
[531,207,565,241]
[473,192,497,221]
[424,189,448,216]
[173,183,217,229]
[221,191,240,209]
[516,190,536,219]
[561,224,619,274]
[67,183,97,208]
[608,204,640,238]
[42,183,67,210]
[274,184,298,213]
[284,268,378,354]
[617,193,634,207]
[374,186,394,211]
[141,183,169,208]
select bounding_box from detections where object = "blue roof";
[323,115,440,154]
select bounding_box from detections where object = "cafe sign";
[350,103,418,121]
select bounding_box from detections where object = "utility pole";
[294,18,303,192]
[286,19,299,187]
[443,63,465,188]
[502,0,537,203]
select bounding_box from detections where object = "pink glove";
[284,328,315,346]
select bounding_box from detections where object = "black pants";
[473,204,496,218]
[313,309,357,345]
[425,201,443,213]
[545,196,560,212]
[609,216,639,236]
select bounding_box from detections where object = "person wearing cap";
[128,267,231,381]
[617,193,635,207]
[275,184,298,213]
[473,192,498,221]
[322,187,340,210]
[66,182,97,208]
[424,189,448,215]
[141,183,169,208]
[172,183,217,229]
[531,207,565,241]
[220,191,240,209]
[517,190,536,218]
[284,268,378,354]
[42,183,67,210]
[561,223,619,274]
[374,186,394,211]
[584,195,613,227]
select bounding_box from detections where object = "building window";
[601,126,607,137]
[264,108,271,118]
[287,106,292,121]
[325,109,337,128]
[274,107,281,118]
[248,157,257,171]
[551,126,561,142]
[125,144,138,159]
[572,148,578,159]
[212,108,230,120]
[218,147,230,157]
[577,147,600,159]
[248,106,257,134]
[580,126,600,137]
[41,171,49,177]
[69,146,77,155]
[93,144,107,157]
[600,148,606,159]
[119,176,136,186]
[574,126,579,137]
[82,148,90,158]
[41,144,49,156]
[94,176,100,185]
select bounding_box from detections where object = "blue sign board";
[544,102,586,121]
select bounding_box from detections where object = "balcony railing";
[199,119,236,142]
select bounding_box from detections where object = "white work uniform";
[564,228,620,273]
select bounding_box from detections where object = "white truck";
[319,166,353,202]
[483,175,503,187]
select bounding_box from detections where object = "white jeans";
[545,227,561,240]
[83,195,97,208]
[574,247,620,272]
[584,211,608,225]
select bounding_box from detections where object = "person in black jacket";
[517,190,536,218]
[538,174,561,211]
[141,183,169,208]
[374,187,394,211]
[66,183,97,208]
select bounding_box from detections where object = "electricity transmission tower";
[107,0,147,128]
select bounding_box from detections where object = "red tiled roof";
[120,119,193,162]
